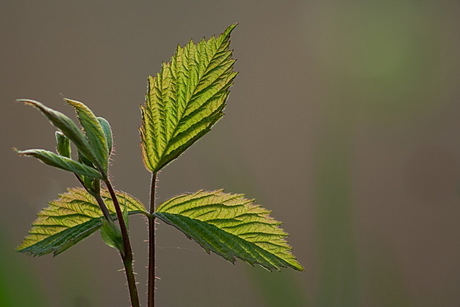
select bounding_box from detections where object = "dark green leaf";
[78,174,101,197]
[100,220,123,251]
[17,99,95,163]
[55,131,71,158]
[17,149,101,179]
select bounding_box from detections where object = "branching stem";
[75,175,113,222]
[148,172,158,307]
[94,193,113,222]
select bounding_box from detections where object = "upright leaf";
[154,190,303,271]
[65,98,109,173]
[97,117,113,156]
[78,174,101,197]
[16,149,102,179]
[55,131,71,158]
[141,24,238,173]
[100,219,124,252]
[17,188,146,256]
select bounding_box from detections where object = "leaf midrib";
[156,36,230,165]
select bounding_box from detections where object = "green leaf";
[55,131,71,158]
[140,24,238,173]
[17,188,146,256]
[64,98,109,173]
[16,149,102,179]
[100,220,123,252]
[154,190,303,271]
[80,175,101,197]
[17,99,95,164]
[97,117,113,156]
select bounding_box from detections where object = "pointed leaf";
[65,98,109,173]
[17,188,146,256]
[79,174,101,197]
[55,131,71,158]
[154,190,303,271]
[100,220,123,251]
[97,117,113,156]
[17,149,102,179]
[17,99,95,163]
[140,24,238,173]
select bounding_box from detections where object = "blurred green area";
[2,1,460,306]
[0,229,45,307]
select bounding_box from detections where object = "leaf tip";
[293,261,305,272]
[63,97,86,111]
[225,23,238,35]
[63,97,80,106]
[14,148,28,156]
[16,98,30,103]
[217,24,237,44]
[16,98,39,108]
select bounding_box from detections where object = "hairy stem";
[104,178,141,307]
[94,193,114,222]
[148,172,158,307]
[75,175,112,222]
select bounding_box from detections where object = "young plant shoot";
[15,24,303,307]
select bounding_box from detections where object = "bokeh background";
[2,1,460,306]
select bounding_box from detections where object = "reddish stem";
[148,172,158,307]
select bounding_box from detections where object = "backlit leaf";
[17,188,146,256]
[140,24,238,173]
[154,190,303,271]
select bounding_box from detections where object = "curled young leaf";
[97,117,113,156]
[140,24,238,173]
[155,190,304,272]
[77,173,101,197]
[17,99,95,164]
[17,149,102,179]
[17,188,146,256]
[64,98,109,173]
[55,131,71,158]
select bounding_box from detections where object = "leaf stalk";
[105,178,141,307]
[75,175,113,222]
[148,172,158,307]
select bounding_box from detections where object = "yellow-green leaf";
[154,190,303,271]
[140,24,238,173]
[17,188,146,256]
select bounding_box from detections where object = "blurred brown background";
[2,1,460,306]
